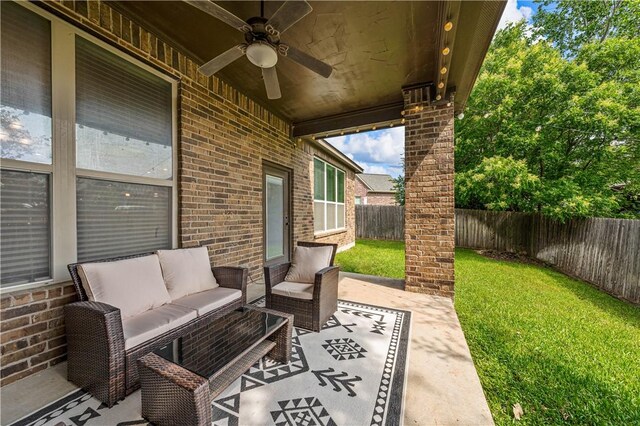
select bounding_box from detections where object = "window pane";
[337,170,345,203]
[337,204,345,228]
[326,165,336,202]
[314,201,325,233]
[1,2,52,164]
[314,158,325,201]
[76,178,171,262]
[0,170,50,286]
[265,175,284,260]
[355,196,361,205]
[76,37,172,179]
[326,203,337,230]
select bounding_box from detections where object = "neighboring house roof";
[357,174,396,193]
[314,138,364,173]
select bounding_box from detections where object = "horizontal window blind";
[75,36,172,149]
[76,178,171,262]
[1,1,52,164]
[0,170,51,286]
[0,1,51,116]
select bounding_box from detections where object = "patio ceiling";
[112,1,505,136]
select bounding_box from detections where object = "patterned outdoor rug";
[11,299,411,426]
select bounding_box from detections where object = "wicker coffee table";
[137,306,292,426]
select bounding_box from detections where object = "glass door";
[263,163,290,265]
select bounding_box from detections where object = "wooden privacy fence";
[355,205,404,241]
[455,209,640,304]
[355,205,640,303]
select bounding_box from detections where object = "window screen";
[76,178,171,262]
[0,170,51,286]
[0,1,52,164]
[75,36,172,179]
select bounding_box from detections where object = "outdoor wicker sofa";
[264,241,339,332]
[65,248,247,407]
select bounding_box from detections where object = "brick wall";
[364,193,397,206]
[403,99,455,298]
[355,178,368,199]
[1,284,76,385]
[0,0,356,386]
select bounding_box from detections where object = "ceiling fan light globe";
[246,43,278,68]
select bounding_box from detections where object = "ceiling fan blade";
[262,67,282,100]
[281,45,333,78]
[266,1,313,35]
[199,45,245,76]
[184,0,250,32]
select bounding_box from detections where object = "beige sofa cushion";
[122,304,197,350]
[284,246,333,284]
[171,287,242,316]
[157,247,218,301]
[78,255,171,319]
[272,281,314,300]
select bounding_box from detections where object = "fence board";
[355,205,404,241]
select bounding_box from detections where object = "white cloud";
[326,127,404,165]
[497,0,533,30]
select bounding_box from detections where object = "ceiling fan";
[185,0,333,100]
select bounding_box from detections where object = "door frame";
[262,160,293,266]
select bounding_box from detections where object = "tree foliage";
[392,175,405,206]
[455,8,640,220]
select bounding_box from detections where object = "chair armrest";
[263,262,291,294]
[313,266,340,297]
[212,266,248,304]
[64,301,126,406]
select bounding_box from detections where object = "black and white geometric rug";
[11,299,411,426]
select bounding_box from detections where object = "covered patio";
[1,0,504,424]
[2,274,492,425]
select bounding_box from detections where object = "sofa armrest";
[263,262,291,295]
[64,301,126,407]
[213,266,248,303]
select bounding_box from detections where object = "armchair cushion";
[122,304,197,350]
[271,281,314,300]
[78,255,171,319]
[157,247,218,300]
[171,287,242,316]
[284,245,333,284]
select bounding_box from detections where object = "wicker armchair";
[65,252,247,407]
[264,242,339,332]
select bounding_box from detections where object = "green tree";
[455,21,640,220]
[533,0,640,56]
[392,175,405,206]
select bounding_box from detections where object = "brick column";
[403,87,455,298]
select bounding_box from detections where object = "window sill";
[0,278,62,295]
[314,228,347,239]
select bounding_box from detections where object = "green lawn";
[335,239,640,425]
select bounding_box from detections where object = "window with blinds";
[0,170,51,287]
[76,178,171,262]
[0,2,176,289]
[0,1,52,164]
[75,36,173,179]
[313,158,346,233]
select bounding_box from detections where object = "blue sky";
[326,0,539,178]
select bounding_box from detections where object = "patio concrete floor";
[1,273,493,425]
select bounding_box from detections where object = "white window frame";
[1,2,178,292]
[313,157,346,235]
